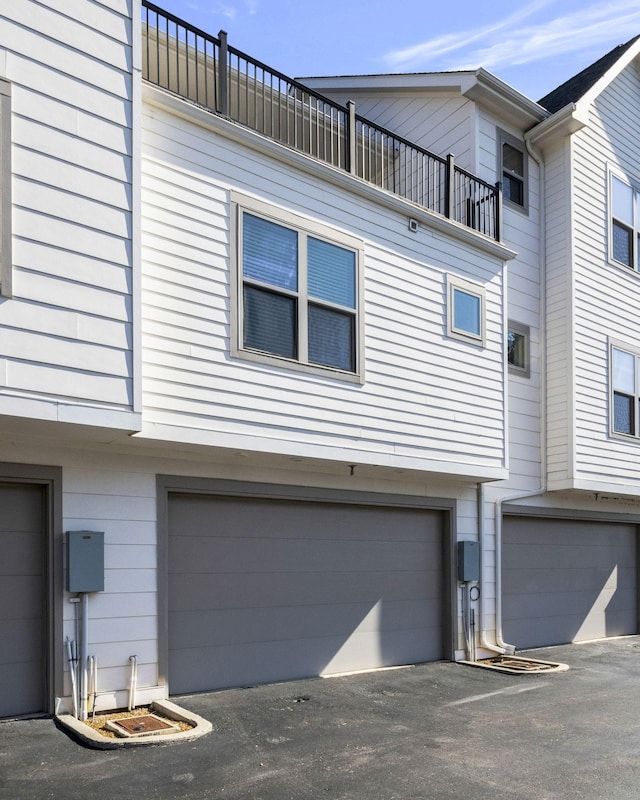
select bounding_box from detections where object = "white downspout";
[478,135,547,656]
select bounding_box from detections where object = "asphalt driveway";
[2,638,640,800]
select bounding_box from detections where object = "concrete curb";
[56,699,212,749]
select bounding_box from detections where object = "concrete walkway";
[2,638,640,799]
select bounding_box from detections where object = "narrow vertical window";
[507,321,530,377]
[612,346,637,436]
[498,129,528,213]
[610,174,637,269]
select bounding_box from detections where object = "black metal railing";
[141,1,501,241]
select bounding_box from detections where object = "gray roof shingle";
[538,35,640,112]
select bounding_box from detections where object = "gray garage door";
[168,493,445,695]
[503,516,637,649]
[0,482,46,718]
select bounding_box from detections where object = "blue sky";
[152,0,640,101]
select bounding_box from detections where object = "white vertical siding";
[0,1,136,420]
[140,96,508,477]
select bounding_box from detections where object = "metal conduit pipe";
[478,134,548,656]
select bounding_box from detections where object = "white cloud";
[383,0,640,73]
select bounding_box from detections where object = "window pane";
[613,220,633,266]
[243,286,297,359]
[613,348,635,392]
[504,175,524,206]
[243,214,298,291]
[503,142,523,176]
[308,304,355,371]
[508,330,526,368]
[612,176,633,226]
[613,392,634,434]
[308,238,356,308]
[453,289,481,336]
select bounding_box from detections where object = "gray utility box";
[457,540,480,582]
[67,531,104,593]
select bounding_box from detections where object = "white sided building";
[1,1,639,718]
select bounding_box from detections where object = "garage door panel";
[504,586,637,621]
[0,482,46,718]
[168,493,445,694]
[504,542,635,571]
[0,618,43,664]
[0,661,42,718]
[503,516,637,649]
[0,485,44,532]
[169,497,430,543]
[0,575,43,618]
[168,569,439,612]
[505,566,633,595]
[171,622,442,695]
[170,535,435,575]
[169,598,442,652]
[0,532,42,576]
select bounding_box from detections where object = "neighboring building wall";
[140,91,508,478]
[339,93,475,172]
[0,1,137,426]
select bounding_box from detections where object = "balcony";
[141,1,501,241]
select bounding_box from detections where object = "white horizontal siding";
[140,101,507,474]
[477,111,543,489]
[345,94,474,171]
[571,60,640,489]
[0,0,134,417]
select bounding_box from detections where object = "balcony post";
[495,181,502,243]
[218,29,228,116]
[446,153,455,220]
[347,100,356,175]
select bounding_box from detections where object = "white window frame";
[446,274,486,346]
[231,192,365,384]
[507,320,530,378]
[0,78,11,298]
[609,169,640,271]
[498,128,528,214]
[610,340,640,439]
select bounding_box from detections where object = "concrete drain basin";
[57,699,212,749]
[460,655,569,674]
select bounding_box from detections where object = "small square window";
[498,129,528,213]
[507,320,530,377]
[447,276,485,345]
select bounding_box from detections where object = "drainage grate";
[460,655,569,674]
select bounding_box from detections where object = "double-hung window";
[611,344,640,437]
[498,129,528,213]
[610,172,640,269]
[233,195,363,382]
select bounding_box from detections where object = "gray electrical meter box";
[457,540,480,582]
[67,531,104,592]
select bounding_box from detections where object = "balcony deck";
[141,1,501,242]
